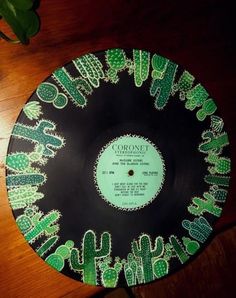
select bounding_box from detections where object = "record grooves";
[6,49,231,287]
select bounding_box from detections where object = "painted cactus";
[21,209,61,244]
[205,153,231,175]
[210,115,224,133]
[151,54,169,79]
[204,174,230,187]
[12,119,64,157]
[6,172,46,188]
[182,216,212,243]
[36,235,59,257]
[182,237,200,255]
[172,70,195,100]
[6,145,46,173]
[185,84,208,111]
[188,192,222,217]
[199,131,229,154]
[73,54,104,88]
[8,185,44,210]
[150,59,177,110]
[210,186,228,202]
[53,67,87,107]
[99,257,123,288]
[69,230,111,285]
[131,234,164,283]
[124,253,143,286]
[46,240,74,271]
[153,258,169,278]
[196,99,217,121]
[23,101,42,120]
[105,49,132,83]
[169,235,189,264]
[37,82,68,109]
[133,49,150,87]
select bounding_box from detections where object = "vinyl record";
[6,49,231,287]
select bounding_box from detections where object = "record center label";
[95,135,165,210]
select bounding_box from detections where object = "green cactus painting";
[185,84,208,111]
[205,153,231,175]
[182,216,212,243]
[12,120,64,157]
[204,174,230,187]
[199,131,229,154]
[8,185,44,210]
[169,235,189,264]
[73,54,104,88]
[46,240,74,271]
[6,145,46,173]
[124,253,143,286]
[70,230,111,285]
[188,192,222,217]
[20,210,61,243]
[172,70,195,100]
[131,234,164,283]
[105,49,133,83]
[53,67,87,107]
[36,235,59,257]
[196,99,217,121]
[133,49,150,87]
[150,58,177,110]
[23,101,43,120]
[98,257,123,287]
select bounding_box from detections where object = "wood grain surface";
[0,1,235,297]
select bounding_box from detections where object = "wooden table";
[0,1,235,297]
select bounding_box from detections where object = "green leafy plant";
[0,0,39,44]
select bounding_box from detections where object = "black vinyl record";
[6,49,231,287]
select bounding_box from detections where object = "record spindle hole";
[128,169,134,176]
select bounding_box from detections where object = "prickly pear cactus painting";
[5,49,231,287]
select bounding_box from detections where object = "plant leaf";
[0,0,39,43]
[9,0,33,11]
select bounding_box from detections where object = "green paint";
[124,253,143,286]
[196,99,217,121]
[185,84,208,111]
[150,60,177,110]
[36,235,59,257]
[206,152,231,175]
[153,258,169,278]
[70,230,111,285]
[73,54,104,88]
[132,234,164,283]
[8,185,44,210]
[99,257,123,288]
[53,67,87,107]
[12,120,64,157]
[6,145,46,173]
[204,174,230,187]
[46,240,74,271]
[210,186,227,202]
[182,237,200,255]
[133,49,150,87]
[172,70,195,100]
[169,235,189,264]
[23,101,42,120]
[182,216,212,243]
[199,131,229,154]
[210,115,224,133]
[188,192,222,217]
[23,209,61,244]
[6,172,46,188]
